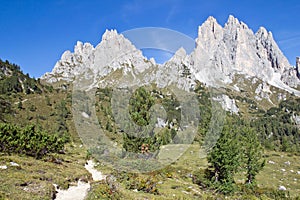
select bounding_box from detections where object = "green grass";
[88,144,300,199]
[256,151,300,197]
[1,75,300,199]
[0,144,90,200]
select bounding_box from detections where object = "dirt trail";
[54,160,105,200]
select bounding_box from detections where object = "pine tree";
[241,126,265,185]
[129,87,155,126]
[123,87,158,153]
[207,123,241,192]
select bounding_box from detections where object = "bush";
[125,174,159,195]
[192,168,212,188]
[86,180,121,200]
[113,171,159,195]
[255,187,291,199]
[0,123,68,158]
[29,104,36,112]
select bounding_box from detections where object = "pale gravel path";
[54,181,90,200]
[54,160,105,200]
[84,160,106,181]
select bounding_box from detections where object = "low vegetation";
[0,123,69,158]
[0,60,299,199]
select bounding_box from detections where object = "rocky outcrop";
[255,82,272,101]
[213,94,239,114]
[154,47,195,91]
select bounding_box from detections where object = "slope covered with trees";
[0,59,300,199]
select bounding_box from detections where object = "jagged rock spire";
[191,15,299,89]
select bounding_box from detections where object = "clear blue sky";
[1,0,300,78]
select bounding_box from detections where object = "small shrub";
[255,188,291,199]
[125,174,159,195]
[86,180,121,200]
[192,168,212,189]
[29,104,36,112]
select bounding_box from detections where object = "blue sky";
[1,0,300,78]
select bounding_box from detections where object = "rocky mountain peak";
[101,29,119,41]
[42,15,300,95]
[191,15,300,93]
[206,16,217,22]
[226,15,240,26]
[95,29,140,57]
[172,47,187,60]
[74,41,94,55]
[41,40,95,83]
[201,16,218,29]
[197,16,223,42]
[256,26,290,74]
[224,15,249,31]
[256,27,269,38]
[42,29,148,83]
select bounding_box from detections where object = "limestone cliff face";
[42,41,95,83]
[42,30,153,84]
[42,15,300,94]
[190,15,299,89]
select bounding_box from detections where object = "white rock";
[284,161,291,165]
[292,114,300,128]
[10,162,19,167]
[156,117,167,128]
[267,132,273,139]
[281,168,286,172]
[268,160,275,164]
[213,94,239,114]
[278,185,287,191]
[297,171,300,174]
[0,165,7,169]
[81,112,90,119]
[255,82,272,101]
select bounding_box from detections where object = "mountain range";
[41,16,300,113]
[42,15,300,96]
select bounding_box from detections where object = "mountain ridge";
[41,15,300,96]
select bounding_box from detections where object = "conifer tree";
[241,126,265,185]
[207,122,241,192]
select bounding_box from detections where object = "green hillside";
[0,60,300,199]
